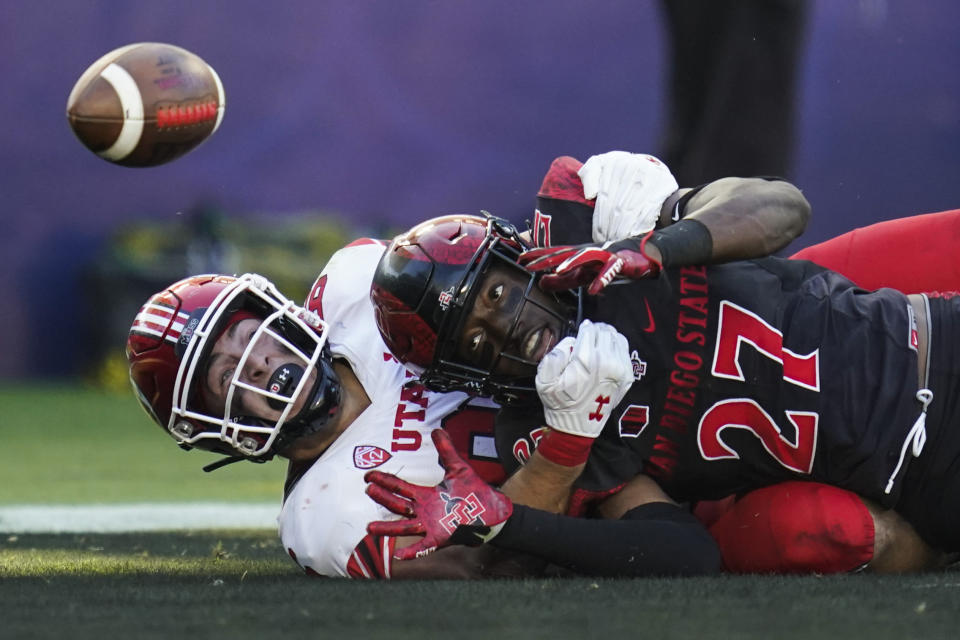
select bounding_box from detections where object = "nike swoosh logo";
[642,298,656,332]
[671,200,681,222]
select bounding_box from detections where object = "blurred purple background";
[2,0,958,378]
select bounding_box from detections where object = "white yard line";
[0,503,278,533]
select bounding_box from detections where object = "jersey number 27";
[697,301,819,474]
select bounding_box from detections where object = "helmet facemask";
[425,223,579,403]
[165,274,340,461]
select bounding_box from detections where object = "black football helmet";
[126,273,341,466]
[370,213,578,403]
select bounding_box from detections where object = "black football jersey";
[499,257,921,508]
[504,182,923,508]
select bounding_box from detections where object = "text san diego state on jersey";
[590,257,920,506]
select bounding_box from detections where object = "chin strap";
[201,408,331,473]
[203,454,269,473]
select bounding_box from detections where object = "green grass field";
[3,386,960,639]
[0,384,286,503]
[3,530,959,639]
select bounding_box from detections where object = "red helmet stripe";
[130,302,189,344]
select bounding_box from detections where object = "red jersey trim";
[346,532,394,579]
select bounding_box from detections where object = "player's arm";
[497,319,634,513]
[497,451,583,513]
[525,154,810,293]
[366,430,721,577]
[575,150,810,256]
[365,323,721,576]
[594,474,945,575]
[654,176,810,264]
[338,528,539,579]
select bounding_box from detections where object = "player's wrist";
[536,428,594,466]
[638,234,663,267]
[648,218,712,267]
[542,407,605,438]
[479,521,508,544]
[604,234,662,275]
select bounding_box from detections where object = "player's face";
[455,261,568,377]
[200,318,317,422]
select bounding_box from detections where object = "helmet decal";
[129,301,189,346]
[396,220,483,265]
[438,286,455,310]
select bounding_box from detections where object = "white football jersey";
[278,239,501,578]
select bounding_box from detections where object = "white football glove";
[535,319,635,438]
[579,151,679,243]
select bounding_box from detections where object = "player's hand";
[536,319,634,437]
[579,151,679,243]
[365,429,514,560]
[520,236,660,295]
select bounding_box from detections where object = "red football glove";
[520,234,661,295]
[365,429,514,560]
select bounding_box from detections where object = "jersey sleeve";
[345,532,395,579]
[305,239,386,325]
[304,239,401,391]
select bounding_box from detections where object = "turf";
[2,531,960,639]
[5,387,960,639]
[0,384,286,503]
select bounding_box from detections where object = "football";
[66,42,225,167]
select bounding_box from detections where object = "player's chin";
[276,438,310,461]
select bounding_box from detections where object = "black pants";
[659,0,809,184]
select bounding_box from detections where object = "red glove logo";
[520,234,661,295]
[438,492,487,534]
[365,429,514,560]
[587,395,611,421]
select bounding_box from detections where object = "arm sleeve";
[491,502,721,577]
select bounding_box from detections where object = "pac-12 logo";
[353,445,392,469]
